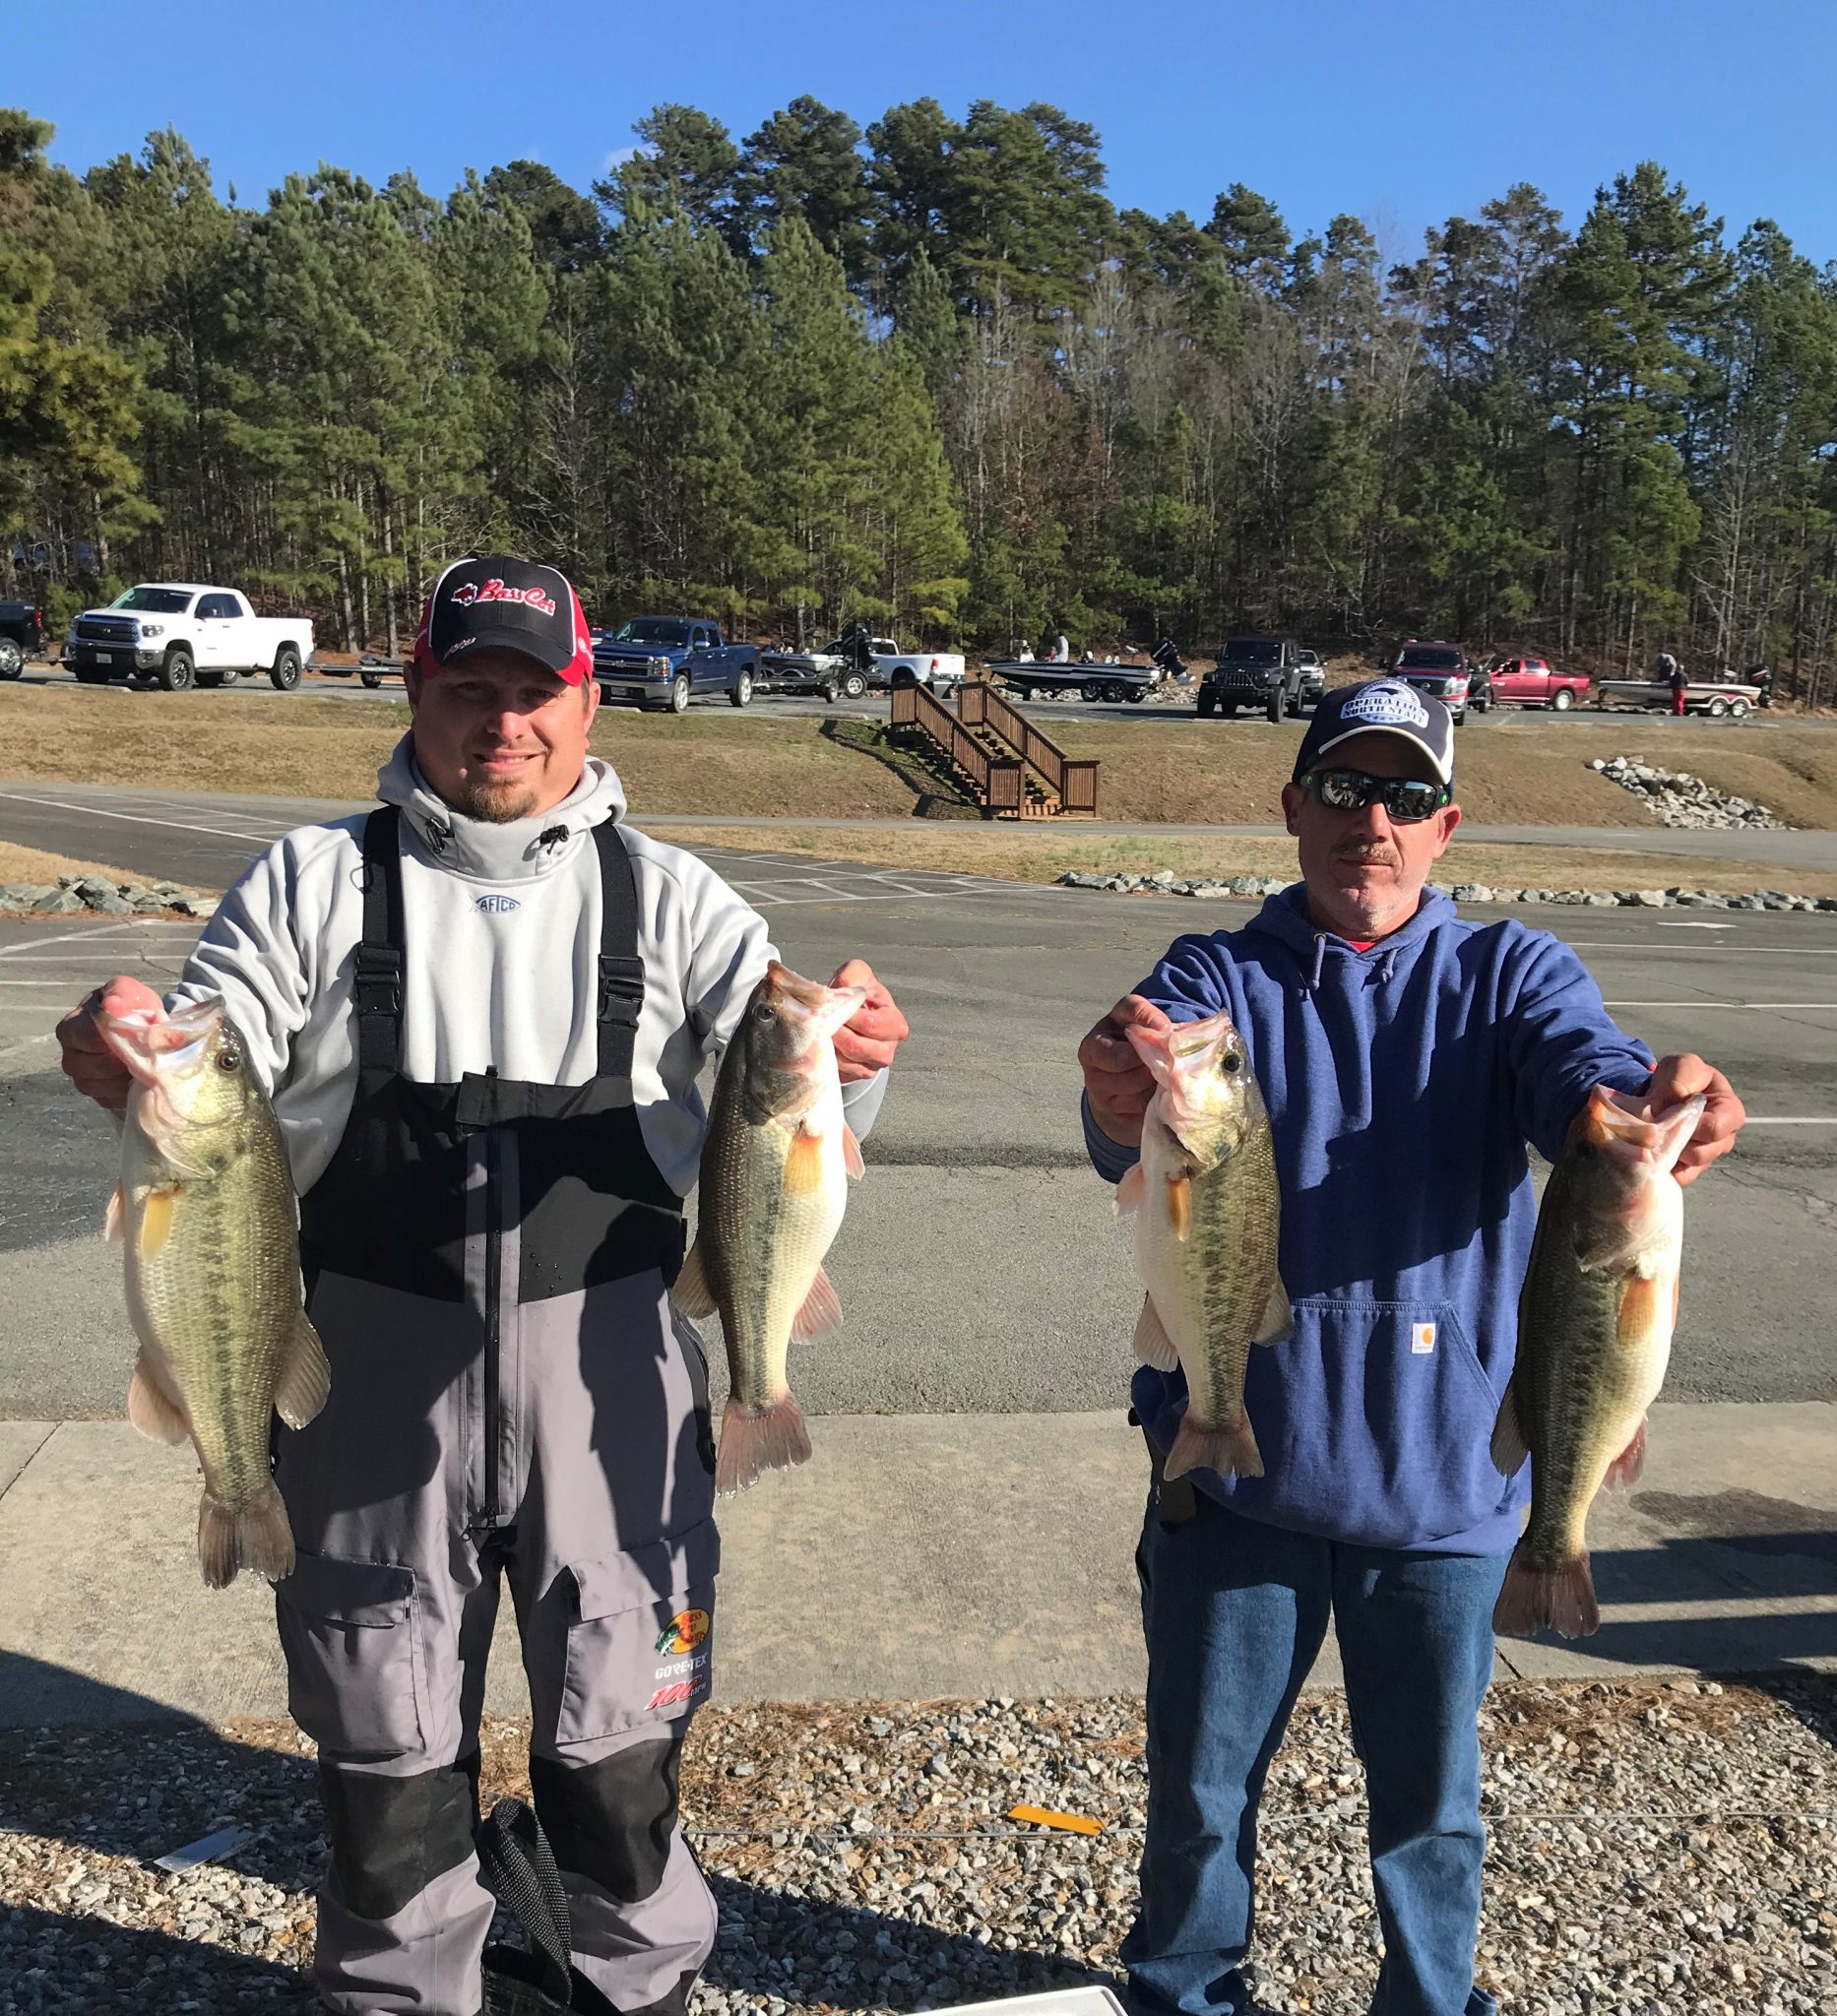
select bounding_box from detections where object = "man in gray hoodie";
[58,556,909,2016]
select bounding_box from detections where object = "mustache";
[1333,844,1402,867]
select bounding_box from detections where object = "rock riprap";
[1593,754,1788,831]
[0,873,216,917]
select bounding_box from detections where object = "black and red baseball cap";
[412,556,594,685]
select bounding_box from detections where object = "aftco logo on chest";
[475,894,520,915]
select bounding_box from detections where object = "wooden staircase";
[889,680,1100,819]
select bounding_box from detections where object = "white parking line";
[1603,1000,1837,1009]
[0,787,290,845]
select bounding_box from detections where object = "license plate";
[96,653,115,664]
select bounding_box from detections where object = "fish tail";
[715,1393,812,1497]
[198,1482,295,1591]
[1492,1545,1600,1641]
[1163,1410,1263,1483]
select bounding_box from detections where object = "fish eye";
[752,1003,776,1024]
[1221,1051,1242,1074]
[217,1043,242,1073]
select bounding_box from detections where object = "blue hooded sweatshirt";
[1084,885,1656,1555]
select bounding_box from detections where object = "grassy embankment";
[3,683,1834,894]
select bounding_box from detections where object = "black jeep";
[1197,636,1322,720]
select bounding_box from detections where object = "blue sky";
[16,0,1837,263]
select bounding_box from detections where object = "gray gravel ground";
[1,1677,1832,2014]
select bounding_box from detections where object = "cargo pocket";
[556,1518,721,1747]
[275,1552,426,1758]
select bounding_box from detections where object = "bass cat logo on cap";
[475,894,520,914]
[656,1608,710,1654]
[1345,681,1430,728]
[449,577,557,617]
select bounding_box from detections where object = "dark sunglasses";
[1299,768,1451,824]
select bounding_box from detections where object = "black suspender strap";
[355,807,406,1073]
[592,821,646,1080]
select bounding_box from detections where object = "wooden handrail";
[958,681,1100,817]
[890,681,1023,812]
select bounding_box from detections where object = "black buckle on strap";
[597,955,645,1028]
[353,945,403,1016]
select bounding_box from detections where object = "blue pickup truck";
[592,617,760,714]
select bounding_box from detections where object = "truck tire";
[270,646,302,691]
[841,670,866,700]
[1196,693,1216,719]
[159,647,195,693]
[1551,686,1574,711]
[820,680,841,704]
[1265,692,1283,724]
[728,667,753,708]
[0,639,23,679]
[668,672,691,715]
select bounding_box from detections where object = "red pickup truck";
[1481,655,1591,712]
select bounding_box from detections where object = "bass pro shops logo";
[656,1608,711,1655]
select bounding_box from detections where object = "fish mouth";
[1126,1009,1237,1083]
[1582,1086,1707,1172]
[98,997,222,1085]
[762,961,868,1044]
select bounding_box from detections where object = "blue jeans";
[1120,1490,1506,2016]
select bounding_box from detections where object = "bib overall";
[274,807,719,2015]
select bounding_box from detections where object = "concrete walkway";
[2,1403,1831,1729]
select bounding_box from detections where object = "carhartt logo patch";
[1411,1322,1437,1355]
[475,894,520,914]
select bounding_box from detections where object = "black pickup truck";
[0,601,47,679]
[1197,637,1325,720]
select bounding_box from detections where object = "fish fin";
[274,1311,331,1431]
[103,1186,125,1243]
[784,1128,826,1196]
[127,1352,189,1446]
[198,1481,295,1590]
[137,1185,180,1260]
[1253,1276,1294,1345]
[715,1393,811,1496]
[1113,1164,1147,1217]
[1617,1271,1675,1342]
[1492,1545,1600,1641]
[1132,1296,1179,1372]
[1604,1416,1648,1490]
[1166,1173,1192,1241]
[671,1241,717,1319]
[1163,1410,1263,1483]
[792,1265,843,1341]
[1490,1383,1529,1474]
[842,1125,865,1181]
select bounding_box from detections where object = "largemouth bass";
[1492,1087,1705,1639]
[101,998,328,1588]
[673,962,868,1494]
[1118,1009,1291,1481]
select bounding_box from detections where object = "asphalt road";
[0,782,1833,1422]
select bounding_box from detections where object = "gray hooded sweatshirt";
[171,737,887,1193]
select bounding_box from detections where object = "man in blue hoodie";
[1078,680,1743,2016]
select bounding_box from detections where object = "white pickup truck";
[64,584,316,692]
[860,635,966,693]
